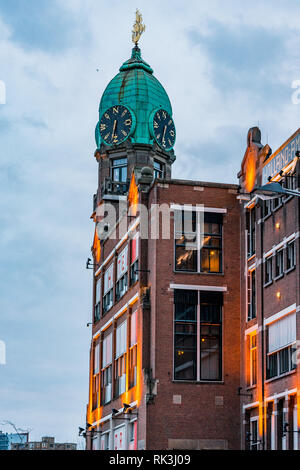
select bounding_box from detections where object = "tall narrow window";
[263,200,271,218]
[94,277,101,322]
[112,158,127,183]
[250,419,259,450]
[265,257,273,284]
[101,334,112,405]
[92,343,100,410]
[130,233,139,285]
[174,290,197,380]
[200,292,222,381]
[286,241,295,271]
[174,210,197,272]
[247,269,256,321]
[115,320,127,397]
[275,249,284,278]
[116,246,128,301]
[129,310,138,389]
[154,160,164,179]
[246,207,256,257]
[200,213,222,273]
[103,264,114,314]
[249,334,257,386]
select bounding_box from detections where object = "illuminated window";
[154,160,164,179]
[265,256,273,284]
[103,264,114,314]
[286,241,295,271]
[114,321,127,397]
[112,158,127,183]
[129,310,138,389]
[101,333,112,405]
[248,333,257,387]
[116,246,128,301]
[200,213,222,273]
[247,269,256,321]
[275,249,284,278]
[174,290,222,382]
[174,210,197,272]
[92,343,100,410]
[246,207,256,257]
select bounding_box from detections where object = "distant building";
[11,436,77,450]
[0,431,28,450]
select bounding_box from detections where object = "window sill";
[247,254,256,262]
[265,369,296,384]
[174,270,224,276]
[262,213,272,222]
[285,266,296,275]
[274,273,284,282]
[264,280,273,288]
[172,380,224,385]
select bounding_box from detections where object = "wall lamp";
[252,182,300,199]
[86,258,96,269]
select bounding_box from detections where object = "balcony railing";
[101,178,129,197]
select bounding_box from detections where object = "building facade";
[11,436,77,450]
[238,127,300,450]
[86,32,242,450]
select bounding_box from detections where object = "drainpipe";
[260,200,265,450]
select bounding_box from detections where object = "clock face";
[152,109,176,150]
[99,105,133,145]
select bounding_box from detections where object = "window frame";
[174,211,223,274]
[173,289,223,383]
[111,157,127,183]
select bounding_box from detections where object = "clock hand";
[112,119,117,138]
[162,125,167,143]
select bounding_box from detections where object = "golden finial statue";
[132,9,146,46]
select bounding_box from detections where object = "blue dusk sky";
[0,0,300,446]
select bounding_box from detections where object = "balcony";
[101,178,129,197]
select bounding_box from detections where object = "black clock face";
[99,105,133,145]
[153,109,176,150]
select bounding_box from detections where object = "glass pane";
[175,245,197,272]
[200,329,220,380]
[175,302,197,322]
[174,350,196,380]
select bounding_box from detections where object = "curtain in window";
[268,313,296,353]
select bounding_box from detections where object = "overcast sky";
[0,0,300,446]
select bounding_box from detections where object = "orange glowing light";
[276,291,281,299]
[92,226,101,264]
[245,151,256,193]
[275,222,280,229]
[128,172,139,217]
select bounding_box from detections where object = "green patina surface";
[96,47,172,147]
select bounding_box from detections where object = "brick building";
[85,29,242,450]
[238,127,300,450]
[85,20,300,450]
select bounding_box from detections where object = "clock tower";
[93,12,176,209]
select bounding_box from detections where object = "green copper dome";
[95,46,173,147]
